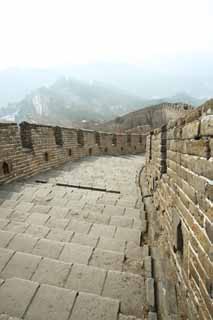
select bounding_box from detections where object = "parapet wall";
[144,100,213,319]
[0,121,146,184]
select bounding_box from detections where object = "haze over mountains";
[0,58,211,126]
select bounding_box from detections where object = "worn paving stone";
[66,263,106,294]
[70,292,119,320]
[25,284,76,320]
[1,252,41,280]
[0,248,14,272]
[89,224,116,238]
[32,239,64,259]
[85,212,110,225]
[67,220,92,234]
[48,206,70,219]
[0,231,14,248]
[102,271,146,318]
[59,243,93,264]
[46,228,73,242]
[0,278,39,318]
[4,222,28,233]
[8,233,39,253]
[46,217,69,229]
[119,315,143,320]
[110,216,133,228]
[15,202,34,212]
[98,237,125,253]
[9,210,31,222]
[90,249,124,271]
[71,233,98,247]
[0,219,9,230]
[103,205,125,217]
[115,227,141,245]
[31,205,51,214]
[0,208,13,219]
[25,224,50,238]
[32,258,71,287]
[26,213,50,225]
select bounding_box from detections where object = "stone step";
[0,230,149,276]
[0,277,123,320]
[0,254,147,318]
[0,212,143,245]
[0,201,145,232]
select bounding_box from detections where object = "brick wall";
[144,100,213,319]
[0,121,146,185]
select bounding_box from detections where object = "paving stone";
[0,278,39,318]
[31,205,51,214]
[71,233,98,247]
[25,284,76,320]
[115,227,141,245]
[15,202,34,212]
[32,257,71,287]
[0,231,14,248]
[66,263,106,294]
[124,208,141,219]
[67,220,92,234]
[98,237,125,253]
[60,243,93,264]
[1,201,17,209]
[90,249,124,271]
[0,208,13,219]
[119,314,143,320]
[9,210,31,222]
[8,233,38,253]
[146,278,155,309]
[89,224,116,238]
[103,205,125,216]
[110,216,133,228]
[26,213,50,225]
[46,228,73,242]
[85,212,110,224]
[46,217,69,229]
[48,206,70,218]
[32,239,64,259]
[70,292,119,320]
[4,222,28,233]
[0,248,14,272]
[0,219,9,229]
[102,271,146,318]
[1,252,41,280]
[25,224,50,237]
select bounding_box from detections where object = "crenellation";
[0,121,146,185]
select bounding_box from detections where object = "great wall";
[0,100,212,320]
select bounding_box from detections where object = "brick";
[200,116,213,136]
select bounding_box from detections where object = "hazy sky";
[0,0,212,70]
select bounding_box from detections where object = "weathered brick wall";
[144,100,213,320]
[0,121,146,185]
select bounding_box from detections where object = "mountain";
[0,78,143,126]
[0,77,206,127]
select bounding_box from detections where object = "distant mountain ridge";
[0,77,206,127]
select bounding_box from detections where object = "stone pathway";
[0,155,154,320]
